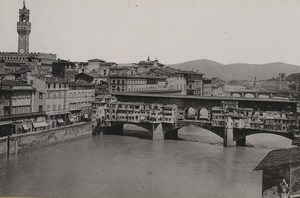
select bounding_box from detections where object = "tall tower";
[17,0,31,54]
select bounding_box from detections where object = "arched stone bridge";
[226,90,293,99]
[94,119,297,147]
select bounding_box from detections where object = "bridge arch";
[184,107,196,120]
[244,93,255,98]
[197,107,210,120]
[234,131,294,142]
[231,93,242,98]
[123,123,153,133]
[258,94,270,99]
[175,123,224,139]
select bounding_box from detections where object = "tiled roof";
[88,58,105,62]
[100,62,116,66]
[4,62,26,67]
[254,147,300,171]
[87,73,106,78]
[69,80,95,87]
[53,59,75,65]
[138,61,164,67]
[30,74,69,83]
[1,80,30,86]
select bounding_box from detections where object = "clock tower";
[17,0,31,54]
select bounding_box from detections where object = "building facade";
[109,74,167,93]
[27,75,70,128]
[52,59,77,81]
[0,80,47,137]
[68,81,95,123]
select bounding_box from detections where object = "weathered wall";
[0,122,91,156]
[291,165,300,196]
[262,167,290,198]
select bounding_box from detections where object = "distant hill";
[170,59,300,81]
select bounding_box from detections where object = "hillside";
[170,59,300,81]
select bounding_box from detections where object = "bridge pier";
[153,123,164,141]
[223,117,235,147]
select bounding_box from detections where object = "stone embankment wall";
[0,122,92,157]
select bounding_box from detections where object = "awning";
[57,119,64,123]
[84,114,89,119]
[69,117,75,122]
[33,121,48,128]
[22,124,29,130]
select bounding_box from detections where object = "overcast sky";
[1,0,300,65]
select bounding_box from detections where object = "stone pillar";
[153,123,164,141]
[224,117,235,147]
[236,137,246,146]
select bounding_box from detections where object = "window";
[39,92,43,99]
[53,84,56,89]
[59,84,61,89]
[39,105,43,112]
[48,83,50,89]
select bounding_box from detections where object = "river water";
[0,126,293,198]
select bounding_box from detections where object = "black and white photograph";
[1,0,300,197]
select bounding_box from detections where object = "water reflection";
[0,125,293,198]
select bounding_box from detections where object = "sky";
[1,0,300,65]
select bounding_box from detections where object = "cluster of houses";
[183,100,298,133]
[92,95,179,129]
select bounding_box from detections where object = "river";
[0,126,293,198]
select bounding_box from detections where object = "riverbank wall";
[0,122,92,156]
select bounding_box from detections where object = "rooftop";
[100,62,116,66]
[76,72,106,78]
[1,80,31,87]
[69,80,95,87]
[138,60,164,67]
[254,147,300,171]
[30,74,68,83]
[88,58,105,63]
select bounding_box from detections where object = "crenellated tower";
[17,0,31,54]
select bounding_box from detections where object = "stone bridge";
[226,90,293,99]
[94,119,297,147]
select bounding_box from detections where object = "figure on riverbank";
[279,179,289,198]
